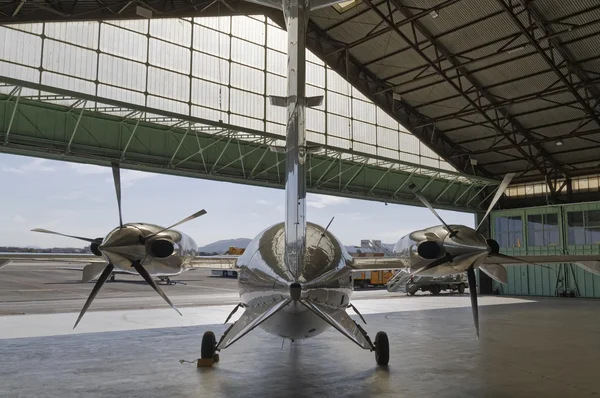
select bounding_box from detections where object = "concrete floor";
[1,263,599,397]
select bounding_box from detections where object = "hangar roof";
[2,0,600,194]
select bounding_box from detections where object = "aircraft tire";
[201,331,217,359]
[458,283,466,294]
[374,331,389,366]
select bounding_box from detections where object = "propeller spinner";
[32,162,206,328]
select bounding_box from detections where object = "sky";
[0,153,474,248]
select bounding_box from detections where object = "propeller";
[487,252,554,271]
[111,162,123,229]
[408,183,456,236]
[31,161,204,328]
[131,260,182,316]
[73,263,114,329]
[143,209,207,240]
[476,173,515,233]
[466,266,479,338]
[31,228,98,243]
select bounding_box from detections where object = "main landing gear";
[198,331,220,367]
[374,331,389,366]
[158,277,186,285]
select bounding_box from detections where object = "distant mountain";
[198,238,252,254]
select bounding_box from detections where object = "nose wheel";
[374,331,389,366]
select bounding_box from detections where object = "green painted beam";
[0,79,496,213]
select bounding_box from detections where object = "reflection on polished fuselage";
[236,222,354,340]
[393,224,492,277]
[99,223,198,277]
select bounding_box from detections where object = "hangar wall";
[490,201,600,298]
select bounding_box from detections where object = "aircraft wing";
[350,256,409,271]
[188,255,239,269]
[483,253,600,276]
[0,253,104,263]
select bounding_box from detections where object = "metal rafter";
[364,0,568,179]
[326,0,462,57]
[416,76,600,127]
[375,4,600,93]
[498,0,600,135]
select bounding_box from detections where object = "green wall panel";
[492,201,600,298]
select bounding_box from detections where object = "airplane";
[4,0,598,371]
[365,173,600,337]
[0,162,212,328]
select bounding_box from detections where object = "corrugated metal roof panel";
[410,0,502,38]
[517,106,589,131]
[535,0,600,22]
[306,0,600,181]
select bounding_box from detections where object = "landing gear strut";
[374,331,389,366]
[198,331,220,367]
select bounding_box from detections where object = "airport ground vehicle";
[387,270,467,295]
[353,270,395,288]
[211,247,244,277]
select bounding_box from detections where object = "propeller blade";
[145,209,207,239]
[111,162,123,229]
[466,267,479,338]
[131,260,182,316]
[31,228,98,244]
[408,183,455,235]
[487,252,554,271]
[74,263,114,329]
[476,173,515,233]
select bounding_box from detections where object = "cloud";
[3,158,55,174]
[47,190,102,203]
[306,194,349,209]
[377,229,413,242]
[335,212,371,221]
[13,215,26,224]
[255,199,272,205]
[69,163,109,175]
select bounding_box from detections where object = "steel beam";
[499,0,600,135]
[367,0,567,178]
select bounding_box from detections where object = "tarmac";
[1,262,599,397]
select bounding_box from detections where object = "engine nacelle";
[147,238,177,258]
[417,240,443,259]
[90,238,104,256]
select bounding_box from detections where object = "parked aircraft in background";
[0,162,210,328]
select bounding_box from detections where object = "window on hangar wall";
[527,213,560,247]
[567,210,600,245]
[494,216,523,248]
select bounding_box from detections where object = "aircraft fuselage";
[236,222,354,340]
